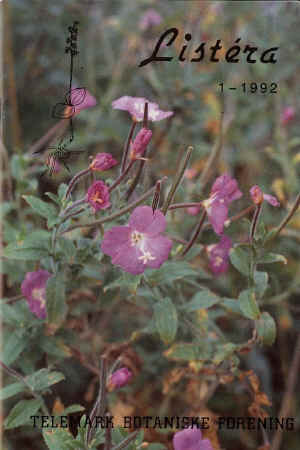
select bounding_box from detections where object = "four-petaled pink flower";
[206,235,232,276]
[173,427,213,450]
[90,153,118,171]
[21,270,51,319]
[101,206,172,275]
[86,181,111,212]
[139,9,162,30]
[112,96,173,122]
[202,174,242,235]
[130,128,152,160]
[250,185,280,207]
[107,367,132,391]
[280,106,295,126]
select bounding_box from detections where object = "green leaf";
[165,343,203,361]
[154,298,178,345]
[229,246,250,276]
[254,271,268,299]
[43,428,78,450]
[46,273,67,331]
[257,253,287,265]
[25,369,65,392]
[213,343,237,365]
[4,398,43,429]
[220,298,242,315]
[58,183,68,200]
[58,237,76,261]
[3,242,49,260]
[238,289,260,320]
[0,382,25,400]
[146,261,207,285]
[61,404,85,415]
[2,333,27,365]
[255,312,276,345]
[184,290,220,311]
[45,192,60,205]
[23,195,57,219]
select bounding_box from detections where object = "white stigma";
[138,251,156,264]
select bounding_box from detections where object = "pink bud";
[250,185,264,205]
[107,367,132,391]
[90,153,118,171]
[130,128,152,160]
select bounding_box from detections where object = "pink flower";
[101,206,172,275]
[70,87,97,114]
[202,174,242,235]
[173,427,213,450]
[107,367,132,391]
[21,270,51,319]
[90,153,118,171]
[112,96,173,122]
[139,9,162,30]
[187,205,201,216]
[86,181,111,212]
[280,106,295,126]
[130,128,152,160]
[250,185,280,207]
[206,235,232,275]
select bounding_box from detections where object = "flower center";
[32,288,46,306]
[138,251,156,264]
[131,231,143,245]
[214,256,223,267]
[92,192,104,204]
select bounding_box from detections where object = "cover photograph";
[1,1,300,449]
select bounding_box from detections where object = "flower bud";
[130,128,152,160]
[107,367,132,391]
[250,185,264,205]
[90,153,118,171]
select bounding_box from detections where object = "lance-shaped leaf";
[239,289,260,320]
[154,298,178,345]
[111,430,140,450]
[46,272,67,332]
[255,312,276,345]
[5,398,43,429]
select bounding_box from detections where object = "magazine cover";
[1,1,300,449]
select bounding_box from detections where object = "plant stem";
[120,121,136,174]
[249,204,262,243]
[109,160,135,192]
[0,361,50,416]
[182,209,207,256]
[65,167,91,200]
[59,198,87,217]
[168,202,201,210]
[60,184,156,235]
[271,193,300,240]
[162,146,193,215]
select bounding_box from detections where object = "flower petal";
[111,242,145,275]
[263,193,280,207]
[173,428,203,450]
[207,200,228,235]
[101,226,131,258]
[129,206,166,235]
[142,235,172,269]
